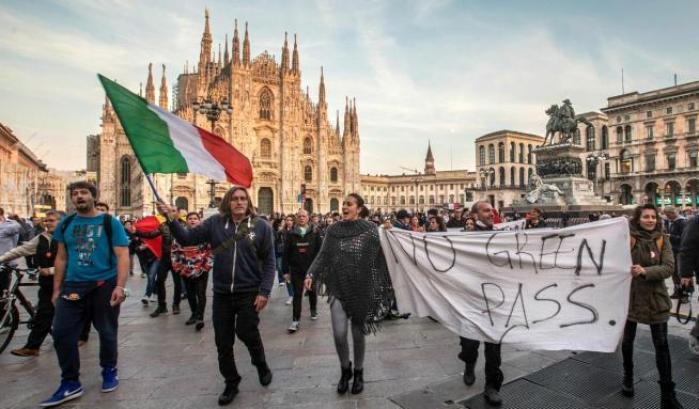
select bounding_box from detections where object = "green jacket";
[627,234,674,324]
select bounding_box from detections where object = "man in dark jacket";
[459,201,504,407]
[663,206,687,300]
[446,208,465,228]
[158,187,276,406]
[392,209,411,230]
[0,211,59,357]
[679,214,699,353]
[282,209,321,333]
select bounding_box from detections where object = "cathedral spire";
[159,64,168,110]
[139,82,143,97]
[217,43,222,67]
[199,8,213,70]
[318,66,326,106]
[336,110,340,136]
[292,34,299,74]
[232,19,240,66]
[145,62,155,104]
[224,34,229,64]
[342,96,350,142]
[281,32,289,72]
[243,21,250,65]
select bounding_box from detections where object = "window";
[439,195,445,203]
[667,154,676,170]
[450,184,454,189]
[304,165,312,181]
[527,144,533,163]
[120,156,131,207]
[616,126,623,143]
[449,194,455,203]
[479,146,485,166]
[645,126,654,140]
[392,186,395,192]
[666,122,674,137]
[459,194,465,203]
[409,197,415,205]
[303,137,312,154]
[586,126,595,151]
[688,118,696,134]
[689,103,696,111]
[330,167,338,182]
[429,196,435,204]
[574,129,581,145]
[499,167,505,187]
[260,138,271,159]
[400,196,405,205]
[601,126,609,149]
[645,154,655,172]
[498,142,505,163]
[410,185,414,192]
[604,163,610,179]
[419,185,423,191]
[510,167,515,186]
[690,152,698,168]
[666,107,673,115]
[646,111,653,118]
[619,150,632,173]
[488,144,495,164]
[440,185,444,190]
[624,125,632,142]
[391,197,396,205]
[518,143,524,163]
[519,167,525,187]
[419,196,424,205]
[259,88,273,120]
[401,186,405,192]
[510,142,516,162]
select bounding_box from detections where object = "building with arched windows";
[93,10,360,216]
[474,130,543,209]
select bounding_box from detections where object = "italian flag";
[98,74,252,187]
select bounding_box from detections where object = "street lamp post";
[586,153,608,196]
[192,96,233,208]
[413,173,423,213]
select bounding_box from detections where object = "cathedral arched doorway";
[304,198,314,214]
[175,197,189,211]
[664,181,681,207]
[330,198,339,212]
[686,179,699,207]
[257,187,274,216]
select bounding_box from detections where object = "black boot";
[217,379,240,406]
[484,386,503,407]
[150,305,167,318]
[463,362,476,386]
[621,371,634,397]
[256,363,273,386]
[659,381,684,409]
[351,368,364,394]
[185,315,197,325]
[337,362,353,394]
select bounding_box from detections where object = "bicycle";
[0,264,40,354]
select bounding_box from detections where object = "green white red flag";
[98,74,252,187]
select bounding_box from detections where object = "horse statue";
[543,99,593,145]
[526,174,564,204]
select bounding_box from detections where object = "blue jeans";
[53,279,120,382]
[144,259,159,297]
[276,257,293,297]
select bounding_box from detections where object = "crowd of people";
[0,181,697,409]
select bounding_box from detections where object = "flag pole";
[145,173,164,204]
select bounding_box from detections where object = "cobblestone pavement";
[1,264,695,409]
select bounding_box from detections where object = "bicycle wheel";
[0,303,19,354]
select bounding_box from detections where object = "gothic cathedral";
[95,9,361,216]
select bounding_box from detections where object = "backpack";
[629,236,664,253]
[61,213,115,267]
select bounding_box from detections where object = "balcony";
[609,166,699,179]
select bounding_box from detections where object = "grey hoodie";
[0,219,21,265]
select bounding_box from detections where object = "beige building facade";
[595,80,699,208]
[474,130,543,209]
[94,10,361,217]
[361,144,478,213]
[0,122,51,217]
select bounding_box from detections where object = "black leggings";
[621,320,673,383]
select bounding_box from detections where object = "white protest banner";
[379,217,632,352]
[494,219,526,231]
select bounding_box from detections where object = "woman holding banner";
[304,193,393,395]
[622,204,683,409]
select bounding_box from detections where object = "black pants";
[291,274,316,321]
[212,291,267,384]
[459,337,503,389]
[184,272,208,319]
[156,257,181,307]
[25,277,54,349]
[621,320,673,383]
[53,280,119,381]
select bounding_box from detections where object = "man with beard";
[459,201,504,407]
[40,182,129,407]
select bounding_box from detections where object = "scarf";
[629,225,663,267]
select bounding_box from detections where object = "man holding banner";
[458,201,504,406]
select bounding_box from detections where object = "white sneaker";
[285,297,293,305]
[310,312,319,321]
[288,321,300,333]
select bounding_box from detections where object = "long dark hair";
[630,203,661,232]
[347,193,369,218]
[218,187,256,220]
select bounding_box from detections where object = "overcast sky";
[1,0,698,174]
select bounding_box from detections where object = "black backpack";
[60,213,115,267]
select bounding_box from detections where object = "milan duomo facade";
[95,9,361,217]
